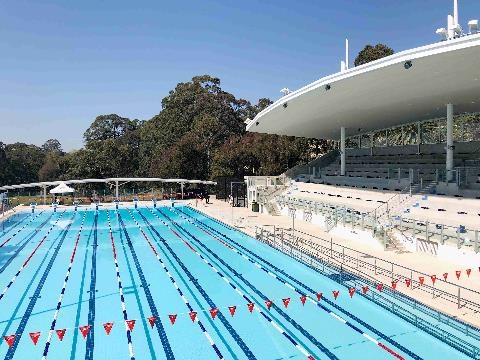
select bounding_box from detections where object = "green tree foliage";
[38,152,61,181]
[354,44,394,67]
[0,75,327,186]
[3,143,45,184]
[42,139,63,154]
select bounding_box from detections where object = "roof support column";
[115,180,119,200]
[43,186,46,205]
[446,104,454,182]
[340,127,346,176]
[417,122,422,154]
[181,182,184,199]
[370,133,374,155]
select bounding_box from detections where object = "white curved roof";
[247,34,480,140]
[0,178,216,191]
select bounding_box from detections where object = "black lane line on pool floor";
[4,213,76,360]
[156,208,335,360]
[84,212,98,360]
[68,211,94,360]
[178,207,420,360]
[0,212,55,274]
[136,209,257,360]
[125,208,225,360]
[117,212,172,360]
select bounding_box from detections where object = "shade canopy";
[49,182,75,194]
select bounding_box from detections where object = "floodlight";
[325,84,331,91]
[404,61,413,70]
[468,19,478,34]
[283,102,288,109]
[436,27,448,40]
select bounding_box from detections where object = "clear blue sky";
[1,0,478,150]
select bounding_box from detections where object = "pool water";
[0,205,477,359]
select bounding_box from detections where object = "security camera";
[283,102,288,108]
[404,61,413,69]
[325,84,331,91]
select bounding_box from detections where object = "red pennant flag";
[431,275,436,285]
[316,292,322,301]
[405,279,411,288]
[167,315,176,326]
[126,320,136,332]
[332,290,339,300]
[466,268,472,277]
[209,308,219,320]
[189,311,197,322]
[443,273,448,281]
[56,329,66,341]
[362,286,368,294]
[247,303,255,313]
[29,332,41,345]
[265,300,273,310]
[4,335,15,348]
[419,276,424,285]
[103,322,114,335]
[228,306,237,316]
[282,298,291,308]
[377,283,383,292]
[456,270,461,280]
[391,281,397,290]
[348,288,355,298]
[300,295,307,305]
[79,325,90,339]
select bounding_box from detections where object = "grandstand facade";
[245,3,480,257]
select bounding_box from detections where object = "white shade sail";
[49,182,75,194]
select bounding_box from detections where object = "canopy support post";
[446,104,454,182]
[340,127,346,176]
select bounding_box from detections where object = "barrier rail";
[255,226,480,359]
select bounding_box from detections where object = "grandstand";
[245,1,480,257]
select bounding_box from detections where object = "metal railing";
[255,226,480,359]
[276,195,480,252]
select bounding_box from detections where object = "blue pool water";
[0,205,478,359]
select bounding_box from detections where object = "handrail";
[257,228,480,358]
[290,227,480,298]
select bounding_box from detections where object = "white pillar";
[417,122,422,154]
[181,182,184,199]
[446,104,454,181]
[115,180,119,200]
[43,186,47,205]
[340,127,346,176]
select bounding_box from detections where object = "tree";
[354,44,394,67]
[139,75,252,175]
[4,143,45,184]
[38,152,61,181]
[84,114,141,144]
[42,139,63,154]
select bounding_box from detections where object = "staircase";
[257,186,287,216]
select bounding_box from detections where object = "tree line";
[0,44,396,187]
[0,76,331,187]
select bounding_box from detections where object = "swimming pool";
[0,204,478,359]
